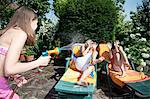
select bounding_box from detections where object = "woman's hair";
[0,6,38,45]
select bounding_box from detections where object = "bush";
[123,32,150,74]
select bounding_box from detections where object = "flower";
[146,60,150,65]
[136,66,143,72]
[139,59,144,62]
[139,38,147,42]
[141,53,150,59]
[137,27,140,30]
[125,32,128,35]
[136,33,141,36]
[127,54,131,59]
[124,48,129,52]
[130,34,136,39]
[140,61,146,67]
[125,38,129,41]
[142,48,147,52]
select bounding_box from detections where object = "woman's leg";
[113,64,126,77]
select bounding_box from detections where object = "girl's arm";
[82,45,91,56]
[114,43,121,65]
[119,46,130,65]
[4,31,50,76]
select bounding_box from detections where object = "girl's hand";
[36,56,51,66]
[13,74,27,87]
[92,43,97,50]
[92,59,100,65]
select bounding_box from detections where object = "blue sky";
[124,0,142,21]
[46,0,143,22]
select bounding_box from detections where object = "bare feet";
[117,72,127,78]
[76,81,89,87]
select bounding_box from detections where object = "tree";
[54,0,118,45]
[0,0,50,29]
[130,0,150,39]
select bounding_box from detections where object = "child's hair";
[99,40,106,44]
[111,42,115,50]
[85,39,93,48]
[0,6,38,45]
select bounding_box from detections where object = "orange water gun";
[38,47,61,72]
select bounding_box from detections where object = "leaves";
[54,0,118,44]
[0,0,51,29]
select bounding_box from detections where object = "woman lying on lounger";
[110,41,131,77]
[70,40,98,86]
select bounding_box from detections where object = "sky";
[46,0,143,23]
[124,0,142,21]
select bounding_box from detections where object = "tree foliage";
[54,0,118,44]
[122,0,150,74]
[0,0,50,29]
[130,0,150,39]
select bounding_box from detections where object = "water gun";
[38,47,61,72]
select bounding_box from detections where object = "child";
[0,6,51,99]
[110,41,130,77]
[71,40,98,86]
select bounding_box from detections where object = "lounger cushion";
[61,68,96,85]
[109,69,150,87]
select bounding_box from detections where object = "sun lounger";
[55,46,97,99]
[98,43,150,98]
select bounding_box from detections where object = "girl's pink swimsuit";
[0,46,19,99]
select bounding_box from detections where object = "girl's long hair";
[0,6,37,45]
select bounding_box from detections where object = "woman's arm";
[4,31,50,76]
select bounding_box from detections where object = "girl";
[0,6,51,99]
[71,40,98,86]
[110,41,130,77]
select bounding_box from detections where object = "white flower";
[139,38,147,42]
[142,48,147,52]
[136,33,141,36]
[139,59,144,62]
[124,48,129,52]
[125,32,128,35]
[128,54,131,59]
[137,27,140,30]
[146,60,150,65]
[125,38,129,41]
[136,66,143,72]
[140,61,146,67]
[141,53,150,59]
[130,34,136,39]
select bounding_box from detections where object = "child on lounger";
[110,41,130,77]
[71,40,98,86]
